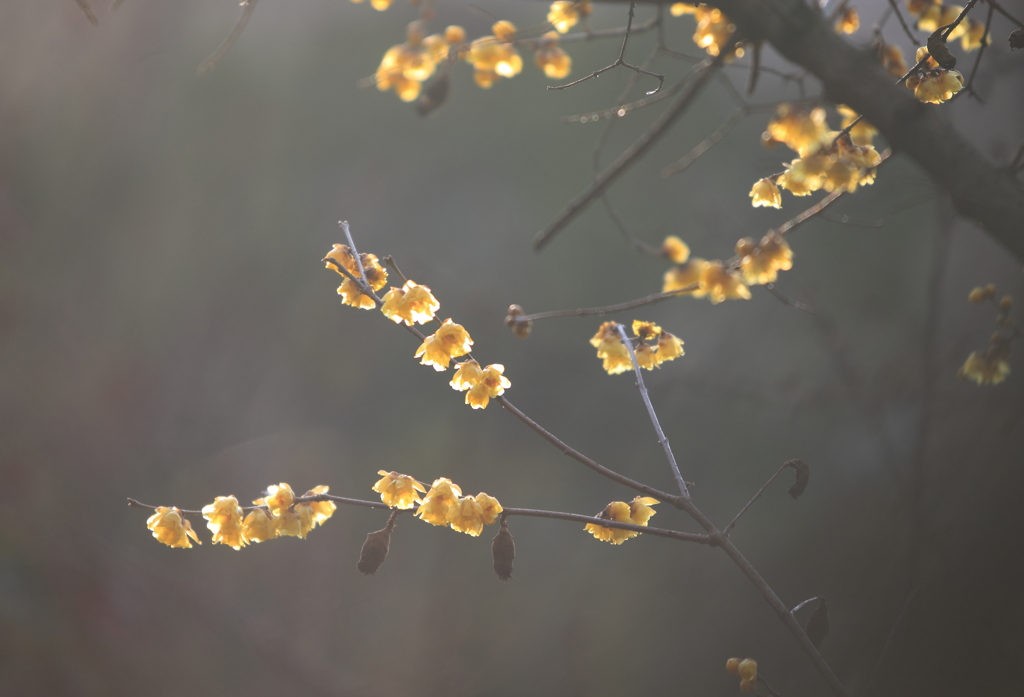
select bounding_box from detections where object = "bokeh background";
[1,1,1022,695]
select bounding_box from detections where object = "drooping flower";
[548,1,591,34]
[447,495,485,536]
[907,69,964,104]
[958,350,1011,385]
[414,319,473,371]
[146,507,201,549]
[699,261,751,304]
[628,496,659,526]
[276,507,308,538]
[834,7,859,34]
[466,364,511,409]
[466,22,523,88]
[373,470,427,509]
[324,244,359,276]
[634,343,658,370]
[301,485,337,527]
[450,359,484,391]
[663,258,709,296]
[655,331,685,365]
[739,234,794,285]
[590,322,632,375]
[202,496,247,550]
[767,105,829,157]
[661,236,690,264]
[749,178,782,208]
[585,501,638,544]
[475,493,503,525]
[879,43,908,78]
[258,483,296,516]
[241,507,278,544]
[416,477,463,526]
[534,32,572,79]
[338,277,378,309]
[381,280,440,325]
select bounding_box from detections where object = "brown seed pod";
[806,598,831,649]
[786,459,810,499]
[504,304,533,339]
[357,513,397,576]
[415,70,451,117]
[1010,28,1023,51]
[492,518,515,581]
[927,29,956,70]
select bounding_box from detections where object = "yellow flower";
[590,322,633,374]
[475,493,503,525]
[414,319,473,371]
[301,485,337,526]
[960,18,989,51]
[767,105,829,157]
[374,22,441,102]
[444,25,466,45]
[700,261,751,304]
[739,234,794,285]
[416,477,463,526]
[670,3,697,15]
[146,507,201,548]
[628,496,659,526]
[202,496,247,550]
[276,507,308,538]
[655,331,685,365]
[324,244,359,276]
[369,0,392,10]
[634,343,658,370]
[749,178,782,209]
[548,1,591,33]
[450,359,484,391]
[466,364,511,409]
[959,350,1011,385]
[663,258,709,296]
[909,69,964,104]
[466,24,523,87]
[837,105,877,146]
[241,508,278,543]
[373,470,427,509]
[259,483,295,516]
[535,33,573,79]
[662,236,690,264]
[834,7,859,34]
[822,157,859,193]
[338,277,377,309]
[381,280,440,325]
[692,6,736,57]
[632,320,662,341]
[447,495,485,536]
[585,501,638,544]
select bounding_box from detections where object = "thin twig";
[548,3,665,95]
[790,596,823,614]
[958,2,995,100]
[198,0,258,75]
[616,324,690,499]
[763,283,818,314]
[110,0,125,11]
[895,0,979,85]
[74,0,98,25]
[661,108,746,177]
[535,54,723,251]
[601,195,663,255]
[887,0,919,45]
[520,285,699,323]
[723,461,791,534]
[339,220,367,283]
[868,583,922,691]
[987,0,1024,28]
[504,507,708,543]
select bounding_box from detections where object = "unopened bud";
[504,304,533,339]
[999,296,1012,312]
[725,658,741,674]
[491,518,515,581]
[737,658,758,681]
[968,286,987,304]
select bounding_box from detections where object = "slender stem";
[661,108,746,177]
[790,595,823,614]
[723,461,790,535]
[503,507,708,544]
[987,0,1024,28]
[615,324,690,498]
[497,396,680,505]
[521,286,698,323]
[197,0,258,75]
[74,0,98,25]
[340,220,367,283]
[887,0,919,45]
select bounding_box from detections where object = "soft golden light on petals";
[416,478,463,526]
[423,35,450,64]
[602,353,633,375]
[474,69,499,89]
[480,364,511,398]
[835,7,859,34]
[749,178,782,208]
[375,39,437,101]
[535,34,573,79]
[475,493,503,525]
[692,7,736,57]
[450,359,484,391]
[837,105,877,146]
[261,483,296,516]
[910,70,964,104]
[447,496,485,536]
[495,52,523,78]
[663,258,709,296]
[628,496,660,526]
[241,508,278,543]
[324,244,359,276]
[373,470,427,509]
[959,351,1011,385]
[294,504,316,538]
[338,278,377,309]
[276,508,306,538]
[655,332,685,365]
[823,157,859,193]
[370,0,392,10]
[662,235,690,264]
[632,320,662,341]
[445,25,466,44]
[202,496,247,550]
[358,254,388,291]
[635,343,659,370]
[767,105,829,157]
[548,1,591,34]
[961,18,989,51]
[700,262,751,304]
[941,6,968,40]
[414,319,473,371]
[585,501,638,544]
[381,280,440,325]
[740,235,794,286]
[302,485,337,526]
[147,507,201,548]
[670,2,697,16]
[916,3,944,32]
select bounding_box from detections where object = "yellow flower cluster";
[450,359,511,409]
[372,470,427,509]
[726,657,758,693]
[548,1,591,34]
[670,4,742,58]
[465,21,523,88]
[590,320,684,375]
[585,496,659,544]
[143,484,337,549]
[399,476,503,536]
[735,234,794,286]
[374,22,463,102]
[661,235,691,264]
[663,255,751,304]
[146,507,201,548]
[905,47,964,104]
[834,7,860,35]
[415,318,473,370]
[324,244,389,309]
[959,286,1013,386]
[381,280,441,325]
[534,32,573,79]
[906,1,989,51]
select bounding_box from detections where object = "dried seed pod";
[927,29,956,70]
[357,513,397,576]
[415,71,451,116]
[806,598,831,649]
[491,518,515,581]
[1010,28,1023,51]
[504,304,533,339]
[785,459,810,499]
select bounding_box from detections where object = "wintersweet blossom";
[837,105,877,146]
[373,470,427,509]
[447,495,486,536]
[450,359,484,391]
[590,321,632,375]
[585,501,638,544]
[414,319,473,371]
[241,508,278,543]
[767,105,829,157]
[655,331,685,365]
[276,507,308,538]
[416,477,463,526]
[258,483,296,516]
[749,178,782,208]
[959,350,1011,385]
[700,261,751,304]
[147,507,201,548]
[739,234,793,285]
[381,280,440,325]
[534,32,572,79]
[475,493,503,525]
[301,485,337,526]
[628,497,660,525]
[202,496,246,550]
[663,258,709,297]
[465,364,511,409]
[548,1,591,34]
[662,235,690,264]
[466,22,523,88]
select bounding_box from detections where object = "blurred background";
[1,1,1022,695]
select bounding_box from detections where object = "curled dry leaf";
[927,29,956,70]
[786,459,810,499]
[492,518,515,581]
[357,515,397,575]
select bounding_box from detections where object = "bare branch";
[198,0,258,75]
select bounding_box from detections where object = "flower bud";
[725,658,741,674]
[504,304,533,339]
[737,658,758,681]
